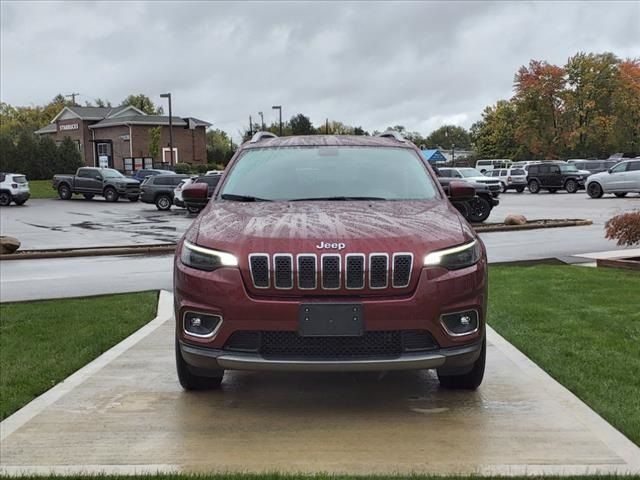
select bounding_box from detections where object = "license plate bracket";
[299,303,363,337]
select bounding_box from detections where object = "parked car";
[52,167,140,202]
[174,177,196,208]
[567,159,619,176]
[131,168,175,183]
[586,160,640,198]
[174,131,487,391]
[526,162,586,194]
[182,173,223,213]
[438,167,501,197]
[486,168,527,193]
[0,173,30,206]
[475,159,512,174]
[140,174,189,210]
[438,176,499,223]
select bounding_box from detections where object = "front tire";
[516,186,525,193]
[468,196,491,223]
[565,179,578,193]
[104,187,119,202]
[155,194,172,211]
[187,205,201,214]
[528,180,540,194]
[58,184,72,200]
[614,192,628,198]
[587,182,603,199]
[175,340,224,390]
[438,337,486,390]
[0,192,11,206]
[452,201,470,221]
[501,183,508,193]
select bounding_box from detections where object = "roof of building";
[89,114,189,129]
[34,123,57,134]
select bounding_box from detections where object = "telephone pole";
[258,111,264,131]
[66,93,80,106]
[249,115,253,137]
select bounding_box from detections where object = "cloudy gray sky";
[1,1,639,140]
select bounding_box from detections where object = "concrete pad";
[575,248,640,260]
[1,292,639,476]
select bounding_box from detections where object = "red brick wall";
[131,125,207,166]
[91,125,131,170]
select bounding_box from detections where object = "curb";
[0,244,176,261]
[474,218,592,233]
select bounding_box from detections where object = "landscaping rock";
[0,236,21,254]
[504,214,527,226]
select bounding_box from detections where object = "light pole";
[272,105,282,136]
[258,111,264,131]
[160,93,174,166]
[452,143,456,167]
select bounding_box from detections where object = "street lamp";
[258,111,264,131]
[272,105,282,136]
[160,93,174,166]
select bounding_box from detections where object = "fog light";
[440,310,479,336]
[183,311,222,338]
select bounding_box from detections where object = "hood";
[116,178,140,185]
[193,200,472,297]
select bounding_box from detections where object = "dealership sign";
[59,123,79,131]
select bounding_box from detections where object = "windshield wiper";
[220,194,271,202]
[289,196,387,201]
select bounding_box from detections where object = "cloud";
[1,0,638,140]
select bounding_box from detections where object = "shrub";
[173,162,192,174]
[605,211,640,246]
[195,164,209,174]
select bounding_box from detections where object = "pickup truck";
[52,167,141,202]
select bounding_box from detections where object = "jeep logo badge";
[316,241,346,250]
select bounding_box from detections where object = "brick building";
[35,105,210,172]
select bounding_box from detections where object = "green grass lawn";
[0,291,158,420]
[488,265,640,446]
[27,179,57,199]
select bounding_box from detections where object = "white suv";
[586,160,640,198]
[0,173,30,206]
[487,167,528,193]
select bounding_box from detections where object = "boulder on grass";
[0,236,20,254]
[504,214,527,226]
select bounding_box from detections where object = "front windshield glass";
[459,168,483,178]
[559,164,578,173]
[220,146,440,201]
[102,169,124,178]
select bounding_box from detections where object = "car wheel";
[0,192,11,206]
[528,180,540,194]
[104,187,119,202]
[587,182,603,199]
[155,194,172,211]
[516,186,525,193]
[58,184,72,200]
[129,196,139,202]
[452,201,470,221]
[175,340,224,390]
[614,192,628,198]
[438,336,486,390]
[468,196,491,223]
[565,179,578,193]
[187,205,201,214]
[83,194,94,200]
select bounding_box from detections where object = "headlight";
[180,240,238,271]
[424,239,482,270]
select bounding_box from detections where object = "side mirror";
[448,180,475,201]
[182,182,208,202]
[607,168,613,174]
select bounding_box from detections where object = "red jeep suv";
[174,132,487,390]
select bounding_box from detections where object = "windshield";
[559,164,579,173]
[102,169,124,178]
[459,168,483,178]
[220,146,440,201]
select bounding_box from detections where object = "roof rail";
[376,130,407,142]
[250,131,278,143]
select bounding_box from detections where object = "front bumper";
[174,198,185,207]
[180,338,483,372]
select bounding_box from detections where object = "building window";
[97,143,111,156]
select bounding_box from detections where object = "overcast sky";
[1,1,639,141]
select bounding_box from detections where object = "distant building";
[35,105,210,172]
[421,149,447,164]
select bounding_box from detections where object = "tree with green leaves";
[206,129,234,166]
[289,114,315,135]
[121,94,164,115]
[424,125,471,150]
[148,126,162,161]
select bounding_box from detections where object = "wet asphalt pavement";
[1,192,638,302]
